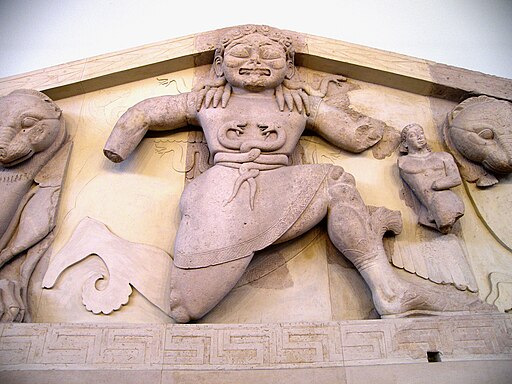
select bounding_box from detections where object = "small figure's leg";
[169,255,253,323]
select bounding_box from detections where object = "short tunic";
[173,163,333,269]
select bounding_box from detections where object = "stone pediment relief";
[0,25,511,327]
[1,24,512,383]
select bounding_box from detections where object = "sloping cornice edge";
[0,25,511,102]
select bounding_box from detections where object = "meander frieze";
[0,315,511,371]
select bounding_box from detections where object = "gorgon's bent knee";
[168,256,253,323]
[325,166,383,270]
[169,290,192,323]
[326,166,365,207]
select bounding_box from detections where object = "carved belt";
[214,148,289,210]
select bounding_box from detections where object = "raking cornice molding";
[0,25,511,102]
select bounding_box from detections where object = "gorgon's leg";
[325,166,410,315]
[169,255,253,323]
[325,166,494,317]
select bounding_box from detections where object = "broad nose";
[248,48,261,64]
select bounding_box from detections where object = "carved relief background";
[24,62,512,323]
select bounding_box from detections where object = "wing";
[390,231,478,292]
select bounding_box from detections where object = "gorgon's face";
[220,34,292,92]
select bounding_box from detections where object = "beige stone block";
[199,230,332,323]
[0,370,163,384]
[162,367,347,384]
[345,361,512,384]
[5,27,506,325]
[465,180,512,252]
[0,323,49,365]
[34,69,195,323]
[327,233,375,320]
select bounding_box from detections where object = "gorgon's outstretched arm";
[307,99,385,153]
[104,93,197,163]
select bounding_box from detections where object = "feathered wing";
[390,232,478,292]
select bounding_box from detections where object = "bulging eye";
[21,116,38,128]
[477,128,494,140]
[260,47,282,60]
[228,46,250,58]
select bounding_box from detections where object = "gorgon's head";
[213,25,295,92]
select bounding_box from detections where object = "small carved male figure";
[398,123,464,233]
[105,25,491,321]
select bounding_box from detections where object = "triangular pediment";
[0,24,511,102]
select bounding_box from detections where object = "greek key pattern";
[0,324,165,369]
[0,314,511,370]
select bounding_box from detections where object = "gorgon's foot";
[374,280,496,318]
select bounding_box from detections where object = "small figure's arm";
[307,98,384,153]
[431,152,462,191]
[104,93,197,163]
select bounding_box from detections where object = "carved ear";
[285,60,295,80]
[213,55,224,77]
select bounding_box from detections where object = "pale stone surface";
[200,229,333,323]
[0,90,71,323]
[486,272,512,313]
[100,27,398,323]
[428,95,512,309]
[94,25,497,323]
[344,361,512,384]
[0,23,511,384]
[0,314,511,383]
[36,64,501,324]
[35,69,194,323]
[42,217,173,316]
[398,123,464,234]
[444,96,512,187]
[0,25,498,326]
[464,177,512,252]
[391,232,478,292]
[32,72,505,324]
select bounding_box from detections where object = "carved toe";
[375,281,497,318]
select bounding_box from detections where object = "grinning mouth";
[239,68,271,76]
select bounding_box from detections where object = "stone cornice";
[1,26,511,102]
